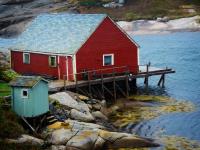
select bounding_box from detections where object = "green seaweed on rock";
[109,95,195,128]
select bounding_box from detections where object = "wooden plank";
[88,72,92,98]
[125,74,129,97]
[113,71,116,101]
[101,73,105,99]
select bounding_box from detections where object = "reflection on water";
[110,95,195,129]
[109,95,198,150]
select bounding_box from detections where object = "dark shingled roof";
[10,76,48,88]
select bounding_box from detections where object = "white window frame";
[103,54,114,66]
[23,53,30,64]
[21,89,28,98]
[49,56,57,67]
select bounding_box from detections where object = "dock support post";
[88,72,92,99]
[144,64,149,89]
[64,75,66,91]
[162,74,165,87]
[75,74,78,93]
[101,73,105,100]
[113,69,116,101]
[158,74,165,88]
[125,74,129,98]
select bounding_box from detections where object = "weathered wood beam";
[103,85,113,97]
[116,83,127,97]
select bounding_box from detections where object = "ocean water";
[131,32,200,141]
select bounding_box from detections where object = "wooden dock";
[49,65,175,100]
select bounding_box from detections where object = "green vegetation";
[0,99,24,139]
[0,141,42,150]
[0,82,11,97]
[0,69,19,82]
[73,0,200,21]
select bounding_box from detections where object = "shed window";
[21,89,28,98]
[103,54,114,66]
[49,56,57,67]
[23,53,30,64]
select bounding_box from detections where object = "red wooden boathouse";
[10,14,139,81]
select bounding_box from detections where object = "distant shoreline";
[117,16,200,35]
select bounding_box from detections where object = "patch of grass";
[0,105,25,139]
[0,82,11,97]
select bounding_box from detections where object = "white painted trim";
[137,47,140,65]
[11,49,72,56]
[23,52,30,64]
[66,56,69,81]
[49,55,57,67]
[21,89,28,99]
[57,56,61,79]
[103,54,114,66]
[73,55,77,81]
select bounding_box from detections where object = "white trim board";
[103,53,114,66]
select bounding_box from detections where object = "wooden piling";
[75,74,78,93]
[125,74,129,98]
[88,72,92,98]
[101,73,105,100]
[144,64,149,88]
[113,69,116,101]
[64,75,66,91]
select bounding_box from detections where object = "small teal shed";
[10,76,49,117]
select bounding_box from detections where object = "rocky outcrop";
[50,92,95,122]
[117,15,200,35]
[6,134,44,146]
[48,128,79,145]
[0,0,76,38]
[46,127,159,150]
[70,109,94,122]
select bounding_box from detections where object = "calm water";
[130,32,200,141]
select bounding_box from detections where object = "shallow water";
[128,32,200,144]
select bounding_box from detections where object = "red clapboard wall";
[76,17,138,76]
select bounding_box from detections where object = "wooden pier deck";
[49,65,175,93]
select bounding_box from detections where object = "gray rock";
[93,136,105,150]
[98,130,159,149]
[92,111,108,120]
[70,109,94,122]
[92,103,102,111]
[65,119,105,130]
[50,92,90,113]
[6,134,44,146]
[67,130,99,150]
[100,100,107,107]
[50,145,66,150]
[48,128,78,145]
[99,130,130,143]
[110,136,159,149]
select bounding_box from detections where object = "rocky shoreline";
[117,16,200,35]
[3,91,159,150]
